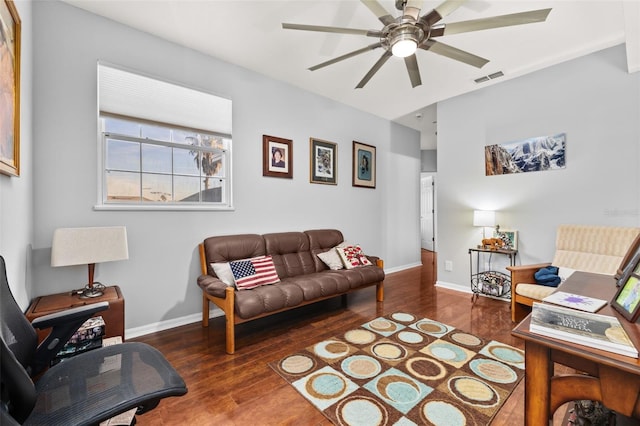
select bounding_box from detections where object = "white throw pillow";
[557,266,576,282]
[317,248,344,270]
[211,262,235,286]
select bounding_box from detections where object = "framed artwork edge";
[352,141,376,189]
[495,228,518,250]
[0,0,21,177]
[309,137,337,185]
[262,135,293,179]
[611,244,640,322]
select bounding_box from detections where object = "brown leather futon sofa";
[197,229,385,353]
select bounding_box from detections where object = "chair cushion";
[552,225,640,275]
[558,267,576,281]
[517,267,576,301]
[515,283,557,300]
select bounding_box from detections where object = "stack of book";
[51,316,106,365]
[531,302,638,358]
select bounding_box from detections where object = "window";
[97,63,232,210]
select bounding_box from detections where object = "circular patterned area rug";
[270,313,524,426]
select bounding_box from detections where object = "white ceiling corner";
[61,0,638,150]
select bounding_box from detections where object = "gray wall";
[421,150,437,172]
[0,0,33,309]
[28,2,420,335]
[435,44,640,291]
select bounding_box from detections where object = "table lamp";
[51,226,129,298]
[473,210,496,241]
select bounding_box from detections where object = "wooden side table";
[25,285,125,343]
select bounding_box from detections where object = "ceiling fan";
[282,0,551,89]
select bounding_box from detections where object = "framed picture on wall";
[309,138,337,185]
[494,228,518,250]
[352,141,376,188]
[0,0,21,177]
[262,135,293,179]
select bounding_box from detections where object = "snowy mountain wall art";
[485,133,566,176]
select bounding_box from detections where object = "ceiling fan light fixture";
[392,38,417,57]
[389,25,421,58]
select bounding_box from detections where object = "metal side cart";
[468,247,517,302]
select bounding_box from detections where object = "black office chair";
[0,256,187,425]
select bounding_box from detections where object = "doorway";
[420,174,435,251]
[420,174,436,285]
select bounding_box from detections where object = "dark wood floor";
[132,250,568,425]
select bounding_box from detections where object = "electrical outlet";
[445,260,453,271]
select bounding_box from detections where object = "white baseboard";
[125,307,223,339]
[384,262,422,274]
[435,280,510,303]
[435,280,472,294]
[125,262,427,339]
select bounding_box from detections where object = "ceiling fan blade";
[404,54,422,88]
[360,0,396,26]
[282,23,382,38]
[356,51,393,89]
[432,8,552,36]
[309,43,383,71]
[420,0,466,27]
[421,39,489,68]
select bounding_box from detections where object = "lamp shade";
[51,226,129,267]
[473,210,496,227]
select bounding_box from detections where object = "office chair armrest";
[30,301,109,376]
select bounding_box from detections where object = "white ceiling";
[63,1,639,149]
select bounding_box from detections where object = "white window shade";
[98,63,232,135]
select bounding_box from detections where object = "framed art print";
[612,242,640,322]
[0,0,21,176]
[310,138,337,185]
[494,228,518,250]
[263,135,292,179]
[352,141,376,188]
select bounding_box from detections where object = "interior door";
[420,175,435,251]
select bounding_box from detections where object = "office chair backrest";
[0,256,39,422]
[0,256,38,368]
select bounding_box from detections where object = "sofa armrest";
[506,262,552,287]
[507,262,552,322]
[197,275,229,298]
[366,255,382,267]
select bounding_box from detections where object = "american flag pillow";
[229,255,280,290]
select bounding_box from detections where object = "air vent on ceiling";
[474,71,504,84]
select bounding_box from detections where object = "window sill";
[93,204,235,212]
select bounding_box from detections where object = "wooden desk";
[25,286,125,342]
[512,271,640,425]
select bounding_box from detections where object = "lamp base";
[79,282,106,299]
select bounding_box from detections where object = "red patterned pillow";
[336,245,373,269]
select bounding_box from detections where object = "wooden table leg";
[525,340,553,426]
